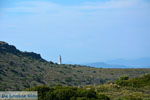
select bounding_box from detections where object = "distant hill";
[85,62,127,68]
[85,58,150,68]
[106,58,150,67]
[0,41,150,90]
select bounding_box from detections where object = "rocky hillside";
[0,41,150,90]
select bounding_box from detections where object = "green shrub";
[26,85,52,100]
[77,89,97,98]
[120,76,129,81]
[97,94,110,100]
[45,87,77,100]
[116,96,142,100]
[116,74,150,88]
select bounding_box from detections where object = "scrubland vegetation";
[26,74,150,100]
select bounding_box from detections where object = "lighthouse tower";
[58,55,62,64]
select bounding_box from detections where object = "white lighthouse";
[58,55,62,64]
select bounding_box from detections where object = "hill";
[84,62,127,68]
[0,41,150,90]
[84,59,150,68]
[107,58,150,67]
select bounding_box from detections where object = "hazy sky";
[0,0,150,64]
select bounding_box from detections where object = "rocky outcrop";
[0,41,46,61]
[0,41,20,54]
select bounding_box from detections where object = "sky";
[0,0,150,64]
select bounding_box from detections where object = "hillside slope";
[0,41,150,90]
